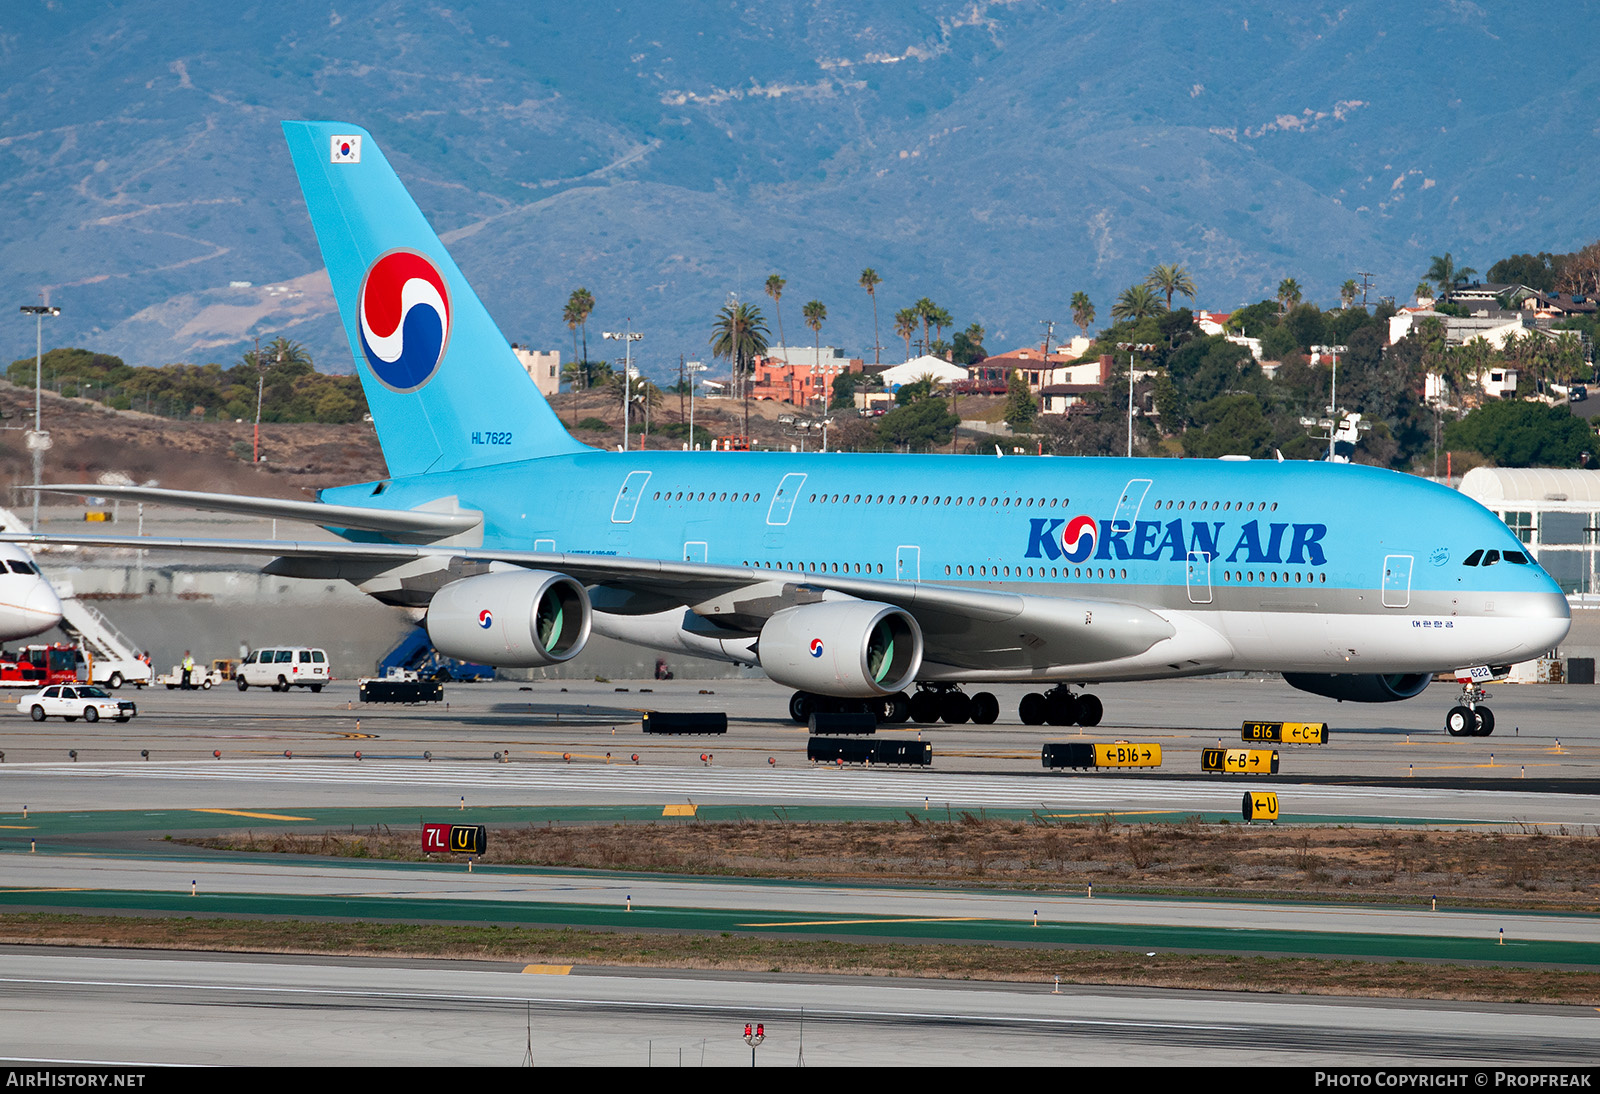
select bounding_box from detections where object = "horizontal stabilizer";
[31,485,480,539]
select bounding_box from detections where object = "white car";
[20,684,137,723]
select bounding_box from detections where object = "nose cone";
[26,578,62,631]
[0,577,64,641]
[1497,590,1571,664]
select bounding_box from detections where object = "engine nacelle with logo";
[1281,672,1431,703]
[758,601,923,697]
[427,570,591,667]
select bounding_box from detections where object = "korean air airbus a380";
[7,121,1570,736]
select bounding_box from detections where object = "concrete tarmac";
[4,948,1597,1067]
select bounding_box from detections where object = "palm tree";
[1276,278,1302,314]
[1145,264,1196,311]
[709,301,770,439]
[764,275,787,358]
[1427,253,1476,300]
[859,269,882,366]
[802,300,827,404]
[1415,282,1434,304]
[565,287,596,383]
[911,298,937,355]
[893,307,919,362]
[1111,284,1165,322]
[1070,291,1096,337]
[1340,280,1359,309]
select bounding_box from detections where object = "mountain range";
[2,0,1596,382]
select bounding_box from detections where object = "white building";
[511,345,561,398]
[1460,467,1600,595]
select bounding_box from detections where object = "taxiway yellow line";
[192,809,315,821]
[745,916,981,927]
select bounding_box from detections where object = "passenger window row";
[1152,500,1278,512]
[744,561,886,574]
[1224,570,1327,584]
[653,491,761,503]
[807,494,1072,508]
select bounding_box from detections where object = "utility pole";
[1357,271,1376,310]
[20,304,60,532]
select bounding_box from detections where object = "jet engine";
[427,570,591,666]
[1281,672,1432,703]
[758,601,922,697]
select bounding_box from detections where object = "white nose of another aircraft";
[0,545,62,641]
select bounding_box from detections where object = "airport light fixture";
[685,360,706,449]
[1116,342,1154,458]
[602,325,643,452]
[20,305,60,532]
[1311,344,1349,461]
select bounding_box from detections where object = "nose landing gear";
[1446,680,1495,737]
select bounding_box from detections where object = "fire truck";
[0,643,79,688]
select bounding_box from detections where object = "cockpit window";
[1463,550,1483,566]
[6,561,35,574]
[1483,550,1500,566]
[1504,551,1529,564]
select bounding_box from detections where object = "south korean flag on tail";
[329,135,362,164]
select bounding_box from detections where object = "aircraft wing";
[28,485,480,539]
[0,531,1178,672]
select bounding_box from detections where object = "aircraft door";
[1186,550,1213,604]
[610,471,652,523]
[766,473,807,526]
[1382,554,1413,608]
[1113,479,1152,532]
[896,545,921,581]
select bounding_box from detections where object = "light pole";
[685,360,706,449]
[602,324,643,452]
[1116,342,1154,458]
[1312,344,1349,461]
[20,305,60,532]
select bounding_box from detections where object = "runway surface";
[0,676,1596,1066]
[4,948,1598,1067]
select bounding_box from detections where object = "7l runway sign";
[422,823,488,855]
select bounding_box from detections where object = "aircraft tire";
[1045,691,1080,727]
[1445,705,1475,736]
[1474,707,1495,736]
[879,693,911,724]
[969,692,1000,725]
[1076,693,1104,727]
[1018,693,1047,725]
[788,692,813,724]
[941,691,972,725]
[908,690,943,724]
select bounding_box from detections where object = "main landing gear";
[1017,686,1104,727]
[1445,680,1496,737]
[786,685,1000,726]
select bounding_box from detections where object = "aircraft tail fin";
[282,121,585,478]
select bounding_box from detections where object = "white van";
[237,647,330,692]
